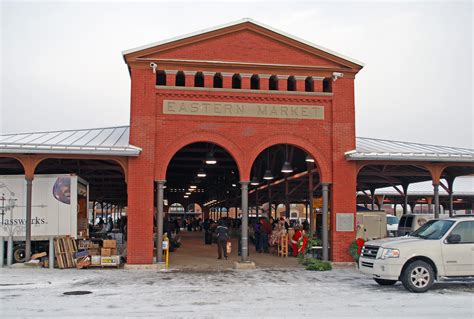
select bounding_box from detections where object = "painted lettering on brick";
[163,100,324,120]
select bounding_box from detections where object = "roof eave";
[121,18,364,68]
[346,153,474,163]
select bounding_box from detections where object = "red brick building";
[123,19,364,264]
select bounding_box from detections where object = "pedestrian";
[216,219,230,259]
[259,218,272,253]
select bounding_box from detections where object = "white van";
[397,214,447,236]
[386,214,399,237]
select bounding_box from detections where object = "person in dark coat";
[216,219,230,259]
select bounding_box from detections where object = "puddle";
[63,291,92,296]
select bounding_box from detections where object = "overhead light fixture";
[197,168,206,177]
[263,169,274,180]
[281,161,293,173]
[250,176,259,186]
[205,152,217,165]
[185,192,191,195]
[231,183,237,187]
[305,154,315,163]
[189,185,197,189]
[184,195,189,198]
[281,144,293,173]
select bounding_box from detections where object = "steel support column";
[156,180,166,263]
[240,181,249,262]
[25,177,33,262]
[322,183,329,261]
[308,167,314,233]
[433,184,440,219]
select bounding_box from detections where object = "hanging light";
[305,154,315,163]
[231,183,237,187]
[185,192,191,195]
[263,169,274,180]
[281,145,293,173]
[250,176,259,186]
[189,185,197,189]
[205,151,217,165]
[281,161,293,173]
[197,168,206,177]
[184,195,189,198]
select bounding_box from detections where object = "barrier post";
[0,237,4,268]
[7,236,13,266]
[49,236,55,269]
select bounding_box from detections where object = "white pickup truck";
[359,216,474,292]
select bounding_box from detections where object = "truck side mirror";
[447,234,461,244]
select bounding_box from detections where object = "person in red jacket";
[291,226,304,257]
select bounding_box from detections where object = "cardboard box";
[91,255,101,266]
[101,255,120,266]
[103,240,117,248]
[88,249,100,256]
[101,248,111,257]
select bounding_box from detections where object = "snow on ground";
[0,268,474,318]
[0,266,473,318]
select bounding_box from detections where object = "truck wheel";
[401,260,434,293]
[374,278,397,286]
[13,245,26,263]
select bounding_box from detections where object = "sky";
[1,0,473,149]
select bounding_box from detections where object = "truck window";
[387,216,399,225]
[449,221,474,243]
[412,220,455,240]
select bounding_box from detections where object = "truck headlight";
[377,248,400,260]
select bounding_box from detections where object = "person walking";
[216,219,230,259]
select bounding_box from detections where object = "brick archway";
[155,131,247,181]
[246,134,332,183]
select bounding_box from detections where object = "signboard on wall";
[163,100,324,120]
[336,213,354,232]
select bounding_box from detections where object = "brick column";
[260,74,270,90]
[241,73,252,89]
[330,76,356,262]
[165,70,177,86]
[222,72,233,89]
[128,68,157,264]
[313,76,324,92]
[295,76,306,92]
[184,71,196,87]
[203,71,214,88]
[277,75,288,91]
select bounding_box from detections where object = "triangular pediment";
[124,19,363,71]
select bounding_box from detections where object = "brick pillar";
[184,71,196,87]
[203,71,214,88]
[313,76,324,92]
[295,76,306,92]
[277,75,288,91]
[222,72,233,89]
[260,74,270,90]
[165,70,177,86]
[330,76,356,262]
[241,73,252,89]
[128,68,157,264]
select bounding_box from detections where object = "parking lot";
[1,266,472,318]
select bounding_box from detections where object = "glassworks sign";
[163,100,324,120]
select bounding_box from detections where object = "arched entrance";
[247,143,330,260]
[154,142,241,263]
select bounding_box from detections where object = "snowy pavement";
[1,266,473,318]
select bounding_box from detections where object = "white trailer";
[0,174,89,262]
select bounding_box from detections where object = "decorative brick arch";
[155,131,247,181]
[246,134,332,183]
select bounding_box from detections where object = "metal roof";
[0,126,141,156]
[347,137,474,163]
[122,18,364,67]
[358,176,474,197]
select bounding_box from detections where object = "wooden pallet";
[54,236,78,269]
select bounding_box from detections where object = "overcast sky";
[1,0,473,149]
